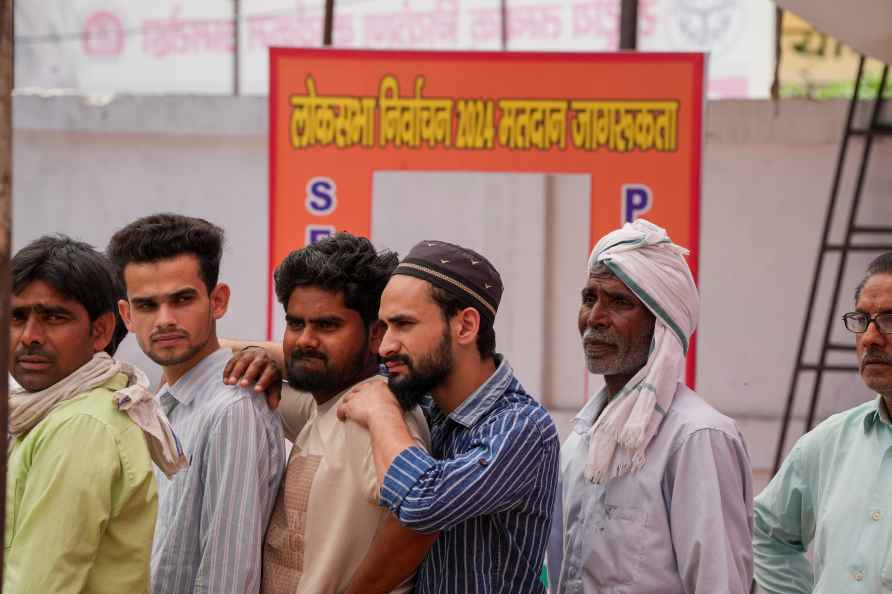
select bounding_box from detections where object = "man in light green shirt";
[754,251,892,593]
[5,236,172,594]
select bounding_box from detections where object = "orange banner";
[269,48,703,379]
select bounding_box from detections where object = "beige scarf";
[9,352,188,478]
[584,219,699,484]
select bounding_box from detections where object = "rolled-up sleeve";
[664,428,754,594]
[379,415,548,533]
[753,443,815,594]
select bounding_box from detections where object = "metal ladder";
[773,56,892,474]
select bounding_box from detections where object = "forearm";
[197,490,265,593]
[367,407,417,485]
[220,338,285,369]
[198,405,276,592]
[753,517,813,594]
[196,539,262,593]
[343,513,438,594]
[752,446,814,594]
[5,545,91,594]
[669,430,754,594]
[379,423,547,534]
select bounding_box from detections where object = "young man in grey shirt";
[109,213,284,594]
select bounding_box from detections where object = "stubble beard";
[582,327,652,377]
[146,311,215,368]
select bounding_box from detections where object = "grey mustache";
[862,351,892,366]
[582,329,618,345]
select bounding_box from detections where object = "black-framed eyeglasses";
[842,312,892,334]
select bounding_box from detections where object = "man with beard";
[107,214,284,594]
[337,240,560,594]
[258,233,434,594]
[5,235,184,594]
[754,252,892,593]
[547,219,753,593]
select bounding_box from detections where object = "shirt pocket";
[584,502,648,589]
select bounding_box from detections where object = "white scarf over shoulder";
[9,352,187,478]
[584,219,699,484]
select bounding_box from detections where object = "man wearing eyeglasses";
[754,251,892,593]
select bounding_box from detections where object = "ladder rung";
[850,123,892,136]
[799,364,859,372]
[827,343,856,351]
[825,244,892,252]
[853,226,892,234]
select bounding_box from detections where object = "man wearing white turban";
[547,219,754,593]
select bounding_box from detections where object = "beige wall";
[13,94,892,488]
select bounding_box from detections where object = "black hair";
[12,235,127,355]
[855,251,892,302]
[429,285,497,359]
[107,213,224,293]
[274,233,398,327]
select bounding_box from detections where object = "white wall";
[12,93,892,484]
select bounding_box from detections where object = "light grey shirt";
[548,383,753,594]
[151,348,285,594]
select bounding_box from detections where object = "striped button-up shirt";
[151,348,285,594]
[380,357,560,594]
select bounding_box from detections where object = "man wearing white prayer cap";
[547,218,754,594]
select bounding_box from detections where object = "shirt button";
[854,570,865,582]
[872,511,881,521]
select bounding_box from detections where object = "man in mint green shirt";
[5,236,183,594]
[754,251,892,593]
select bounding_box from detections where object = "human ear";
[118,299,133,331]
[91,311,117,353]
[210,283,231,319]
[454,307,481,348]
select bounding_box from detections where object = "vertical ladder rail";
[771,57,866,473]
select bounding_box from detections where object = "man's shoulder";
[46,381,140,438]
[340,402,431,450]
[179,349,277,422]
[815,398,876,432]
[404,405,432,447]
[664,384,742,442]
[488,382,559,444]
[195,380,280,429]
[21,386,152,473]
[796,398,876,453]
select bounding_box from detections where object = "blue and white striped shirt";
[379,358,560,594]
[151,348,285,594]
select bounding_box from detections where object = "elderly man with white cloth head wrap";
[547,219,753,594]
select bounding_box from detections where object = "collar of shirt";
[572,387,609,435]
[314,381,362,417]
[863,394,892,431]
[427,356,513,429]
[156,347,232,406]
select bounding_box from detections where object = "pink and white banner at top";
[15,0,775,98]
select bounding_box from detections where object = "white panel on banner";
[14,0,774,97]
